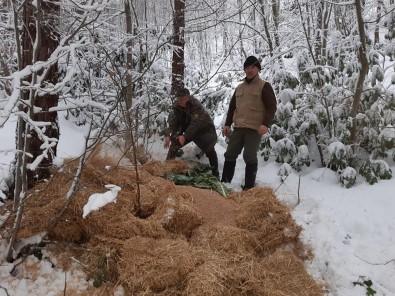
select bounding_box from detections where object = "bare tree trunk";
[6,0,59,262]
[315,1,323,64]
[124,0,134,145]
[221,1,229,56]
[305,2,311,44]
[237,0,246,58]
[6,118,29,262]
[314,1,332,64]
[297,0,316,65]
[271,0,280,48]
[124,0,133,116]
[123,0,143,217]
[171,0,185,94]
[322,2,332,60]
[349,0,369,152]
[258,0,274,56]
[22,0,60,188]
[250,5,258,53]
[334,3,353,36]
[374,2,381,46]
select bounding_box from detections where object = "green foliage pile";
[164,163,231,197]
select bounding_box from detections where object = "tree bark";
[271,0,280,48]
[315,1,323,64]
[374,2,381,46]
[124,0,133,116]
[349,0,369,151]
[171,0,185,94]
[258,0,274,56]
[22,0,60,188]
[321,2,332,60]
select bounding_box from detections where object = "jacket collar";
[244,75,259,84]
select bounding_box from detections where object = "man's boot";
[221,160,236,183]
[206,149,219,178]
[212,168,220,178]
[243,163,258,190]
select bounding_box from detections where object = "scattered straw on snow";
[1,151,324,295]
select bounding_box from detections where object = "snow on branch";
[0,39,89,127]
[14,111,58,171]
[66,0,110,12]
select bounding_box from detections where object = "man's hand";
[176,135,186,146]
[164,136,171,149]
[257,125,268,136]
[223,126,231,137]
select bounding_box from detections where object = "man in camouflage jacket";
[164,87,219,178]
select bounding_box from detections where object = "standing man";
[164,87,219,178]
[221,56,277,189]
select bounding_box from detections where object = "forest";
[0,0,395,267]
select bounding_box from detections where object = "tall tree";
[22,0,60,187]
[124,0,133,118]
[314,1,332,64]
[171,0,185,94]
[349,0,369,154]
[271,0,280,48]
[374,1,381,46]
[6,0,60,261]
[258,0,274,56]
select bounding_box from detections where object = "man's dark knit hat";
[175,87,190,98]
[243,56,261,70]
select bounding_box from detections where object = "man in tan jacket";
[221,56,277,189]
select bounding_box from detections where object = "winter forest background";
[0,0,395,262]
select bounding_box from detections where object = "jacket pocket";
[247,89,261,101]
[236,88,243,97]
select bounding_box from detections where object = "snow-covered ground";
[1,114,395,296]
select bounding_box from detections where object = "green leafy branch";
[353,277,377,296]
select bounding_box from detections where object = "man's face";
[244,65,260,79]
[176,95,189,107]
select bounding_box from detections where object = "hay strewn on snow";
[2,149,324,295]
[233,187,303,254]
[185,249,321,296]
[119,237,204,292]
[190,225,259,255]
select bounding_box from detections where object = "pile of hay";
[3,153,324,295]
[232,188,303,254]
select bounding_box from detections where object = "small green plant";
[359,161,378,185]
[353,277,377,296]
[359,159,392,184]
[93,255,109,288]
[340,166,356,188]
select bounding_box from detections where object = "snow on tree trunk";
[22,0,59,188]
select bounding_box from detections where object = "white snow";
[0,102,395,296]
[82,184,121,218]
